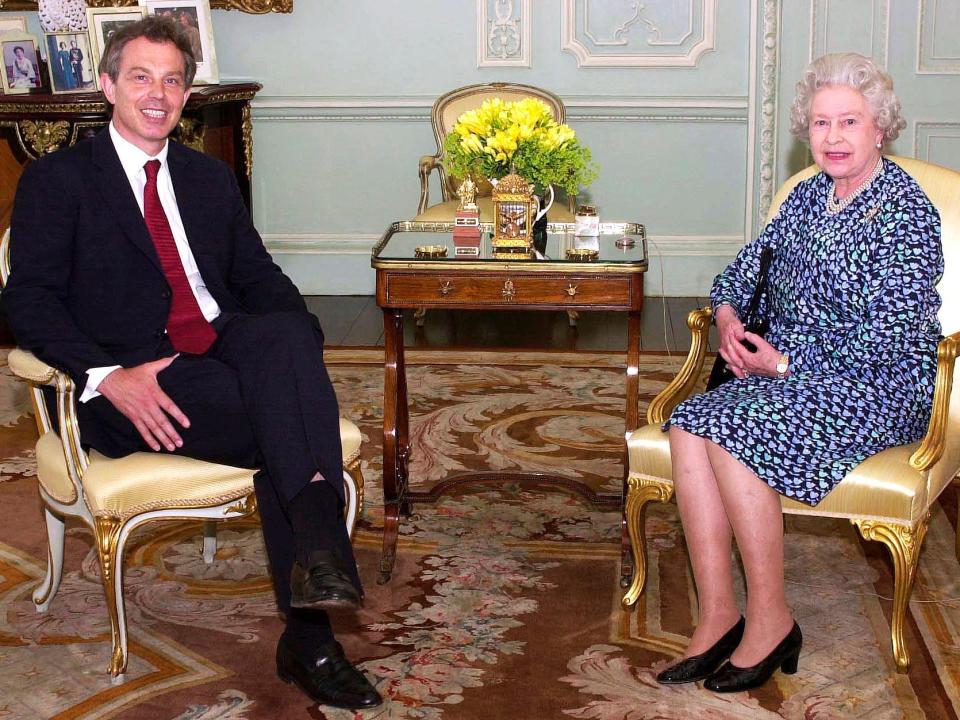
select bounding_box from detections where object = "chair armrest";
[418,154,441,215]
[910,329,960,472]
[8,348,58,386]
[646,306,712,425]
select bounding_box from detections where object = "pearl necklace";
[825,158,884,216]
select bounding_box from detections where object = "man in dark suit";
[3,17,381,711]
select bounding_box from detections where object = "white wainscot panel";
[918,0,960,74]
[477,0,531,68]
[810,0,889,67]
[914,122,960,171]
[561,0,716,68]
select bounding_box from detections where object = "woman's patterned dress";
[669,159,943,505]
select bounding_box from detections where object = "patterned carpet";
[1,348,959,719]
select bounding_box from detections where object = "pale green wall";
[206,1,959,295]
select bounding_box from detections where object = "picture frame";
[86,6,147,71]
[0,32,43,95]
[0,16,29,37]
[138,0,218,84]
[44,31,97,94]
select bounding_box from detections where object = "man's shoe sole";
[289,594,361,611]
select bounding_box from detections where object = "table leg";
[379,308,408,583]
[620,309,642,588]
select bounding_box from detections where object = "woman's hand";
[715,305,783,379]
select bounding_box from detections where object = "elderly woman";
[658,53,943,693]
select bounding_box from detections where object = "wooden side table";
[0,81,261,343]
[372,221,648,585]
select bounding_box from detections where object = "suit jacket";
[4,128,307,395]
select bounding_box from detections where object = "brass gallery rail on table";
[371,220,648,585]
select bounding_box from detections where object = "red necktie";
[143,159,217,354]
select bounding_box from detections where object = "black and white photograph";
[87,6,147,69]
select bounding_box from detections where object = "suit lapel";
[166,143,221,288]
[92,129,163,274]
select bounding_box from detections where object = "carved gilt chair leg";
[346,459,365,519]
[33,506,66,612]
[854,517,928,673]
[94,516,129,679]
[202,520,217,564]
[621,476,674,609]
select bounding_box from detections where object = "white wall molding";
[477,0,531,68]
[914,121,960,164]
[810,0,889,67]
[252,94,749,111]
[744,0,781,240]
[561,0,717,68]
[917,0,960,74]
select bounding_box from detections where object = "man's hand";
[97,356,190,452]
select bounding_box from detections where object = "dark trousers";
[79,310,355,636]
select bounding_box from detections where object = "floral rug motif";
[0,350,958,719]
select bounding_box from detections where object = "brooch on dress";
[862,206,880,223]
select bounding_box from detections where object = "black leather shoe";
[290,550,361,610]
[704,621,802,693]
[656,616,745,684]
[277,636,383,710]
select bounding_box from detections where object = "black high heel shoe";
[656,616,745,684]
[704,621,802,693]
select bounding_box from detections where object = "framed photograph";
[139,0,218,84]
[87,7,148,71]
[44,32,97,94]
[1,33,42,95]
[0,16,29,37]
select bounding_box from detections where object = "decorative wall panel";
[477,0,531,68]
[914,122,960,168]
[561,0,716,68]
[810,0,889,67]
[917,0,960,74]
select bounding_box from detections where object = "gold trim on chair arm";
[646,306,713,425]
[7,349,57,385]
[910,330,960,472]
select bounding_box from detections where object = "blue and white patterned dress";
[669,159,943,505]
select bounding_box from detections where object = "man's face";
[100,37,191,156]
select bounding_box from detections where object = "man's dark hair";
[98,15,196,87]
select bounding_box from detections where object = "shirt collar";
[109,122,169,178]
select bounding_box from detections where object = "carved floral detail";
[19,120,70,156]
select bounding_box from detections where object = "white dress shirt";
[80,124,222,402]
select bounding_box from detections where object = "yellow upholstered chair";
[415,82,576,224]
[0,228,366,680]
[620,156,960,673]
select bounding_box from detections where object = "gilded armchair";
[620,156,960,673]
[415,82,576,224]
[0,228,366,679]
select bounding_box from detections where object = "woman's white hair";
[790,52,905,144]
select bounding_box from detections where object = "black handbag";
[706,246,774,391]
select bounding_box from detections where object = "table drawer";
[383,273,633,307]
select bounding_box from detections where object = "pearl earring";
[876,141,882,149]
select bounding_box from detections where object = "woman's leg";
[669,427,741,655]
[705,441,794,666]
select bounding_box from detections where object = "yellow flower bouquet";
[442,98,597,196]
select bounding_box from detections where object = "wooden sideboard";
[0,81,261,343]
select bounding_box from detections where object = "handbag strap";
[743,246,773,327]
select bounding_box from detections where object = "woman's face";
[808,85,883,190]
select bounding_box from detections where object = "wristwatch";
[776,353,790,380]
